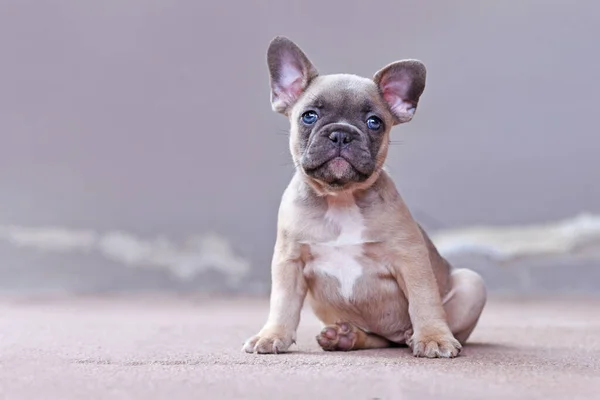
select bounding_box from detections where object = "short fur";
[243,37,487,358]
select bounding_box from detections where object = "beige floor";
[1,295,599,400]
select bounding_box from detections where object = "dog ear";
[267,36,319,114]
[373,60,426,124]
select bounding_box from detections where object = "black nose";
[328,131,353,145]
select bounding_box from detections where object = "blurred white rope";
[431,212,600,262]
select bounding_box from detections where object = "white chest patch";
[309,199,366,300]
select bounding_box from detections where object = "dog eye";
[301,111,318,125]
[366,116,382,131]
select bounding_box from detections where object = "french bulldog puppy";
[243,36,487,358]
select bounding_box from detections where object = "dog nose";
[328,131,353,145]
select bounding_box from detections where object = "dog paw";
[407,328,461,358]
[316,322,358,351]
[242,327,295,354]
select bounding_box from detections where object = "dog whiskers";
[388,140,405,146]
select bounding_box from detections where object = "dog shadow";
[289,341,518,359]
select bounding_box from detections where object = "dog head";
[267,36,426,195]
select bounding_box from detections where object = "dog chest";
[304,244,364,300]
[300,197,387,301]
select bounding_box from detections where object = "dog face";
[267,36,426,194]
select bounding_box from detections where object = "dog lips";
[328,157,351,178]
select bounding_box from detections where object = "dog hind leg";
[442,268,487,344]
[316,322,392,351]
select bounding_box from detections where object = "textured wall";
[1,0,598,294]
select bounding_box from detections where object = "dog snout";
[328,131,354,146]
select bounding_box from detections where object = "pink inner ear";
[383,91,404,112]
[280,62,303,91]
[382,79,415,122]
[273,58,305,107]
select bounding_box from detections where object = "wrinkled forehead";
[294,74,391,120]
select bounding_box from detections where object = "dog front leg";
[243,238,307,354]
[392,239,462,358]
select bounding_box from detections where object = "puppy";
[243,37,487,358]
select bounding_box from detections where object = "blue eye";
[366,116,382,131]
[301,111,318,125]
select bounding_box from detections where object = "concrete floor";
[1,296,599,400]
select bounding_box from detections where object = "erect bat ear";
[267,36,319,114]
[373,60,426,124]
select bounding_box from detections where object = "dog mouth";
[325,157,351,178]
[302,156,370,185]
[303,156,348,175]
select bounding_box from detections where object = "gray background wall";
[1,0,598,295]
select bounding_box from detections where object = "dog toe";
[316,322,358,351]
